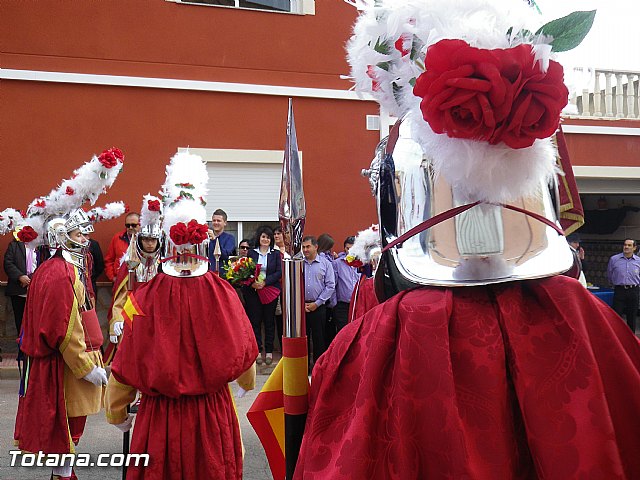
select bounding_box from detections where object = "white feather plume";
[43,149,124,217]
[87,202,127,223]
[347,224,381,264]
[346,0,562,203]
[161,151,208,245]
[12,148,125,246]
[0,209,24,236]
[140,194,163,229]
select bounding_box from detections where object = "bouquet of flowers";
[225,256,259,286]
[225,256,280,304]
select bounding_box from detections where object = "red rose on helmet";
[147,199,161,212]
[109,147,124,161]
[169,222,190,245]
[491,45,568,149]
[187,219,208,244]
[413,39,568,149]
[17,226,38,243]
[98,149,120,168]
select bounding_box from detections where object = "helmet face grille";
[161,238,210,278]
[376,117,573,287]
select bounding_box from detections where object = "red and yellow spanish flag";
[248,337,309,480]
[121,292,144,326]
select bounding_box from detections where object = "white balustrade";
[569,69,640,119]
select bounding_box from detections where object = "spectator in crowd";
[273,225,290,258]
[302,235,335,367]
[607,238,640,333]
[244,226,282,365]
[238,238,251,258]
[273,226,289,352]
[3,234,37,360]
[566,233,587,287]
[104,212,140,282]
[317,233,338,344]
[84,231,104,303]
[207,208,235,276]
[332,236,360,333]
[232,239,252,308]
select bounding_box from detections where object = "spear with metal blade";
[279,98,308,479]
[247,99,308,480]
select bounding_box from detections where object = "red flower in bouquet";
[413,39,568,149]
[17,226,38,243]
[98,147,123,168]
[147,199,161,212]
[187,219,208,244]
[225,256,259,286]
[169,222,190,245]
[66,186,75,196]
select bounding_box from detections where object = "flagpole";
[279,98,308,480]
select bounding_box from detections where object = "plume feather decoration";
[347,224,381,266]
[5,148,125,246]
[86,202,127,223]
[161,151,209,248]
[140,194,163,229]
[346,0,567,203]
[0,209,25,236]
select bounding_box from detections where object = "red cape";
[295,276,640,479]
[111,272,258,479]
[348,275,379,322]
[14,257,79,454]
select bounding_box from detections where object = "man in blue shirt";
[303,235,336,366]
[207,209,236,276]
[607,238,640,333]
[332,236,360,333]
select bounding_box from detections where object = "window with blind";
[206,161,282,221]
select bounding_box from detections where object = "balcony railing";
[568,69,640,119]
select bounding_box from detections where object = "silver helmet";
[129,225,163,283]
[368,117,573,299]
[46,208,91,269]
[162,237,210,278]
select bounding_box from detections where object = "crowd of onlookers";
[206,210,361,367]
[2,207,364,368]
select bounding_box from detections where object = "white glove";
[236,387,248,399]
[110,335,119,344]
[115,414,134,433]
[83,366,108,386]
[113,321,124,336]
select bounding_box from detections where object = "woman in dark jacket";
[244,226,282,365]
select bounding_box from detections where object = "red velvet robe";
[348,275,379,322]
[295,275,640,479]
[110,272,258,479]
[14,257,102,454]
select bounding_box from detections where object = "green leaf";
[373,37,391,55]
[376,61,391,72]
[536,10,596,52]
[409,35,424,61]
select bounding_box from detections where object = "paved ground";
[0,363,273,480]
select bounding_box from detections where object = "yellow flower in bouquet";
[225,256,260,286]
